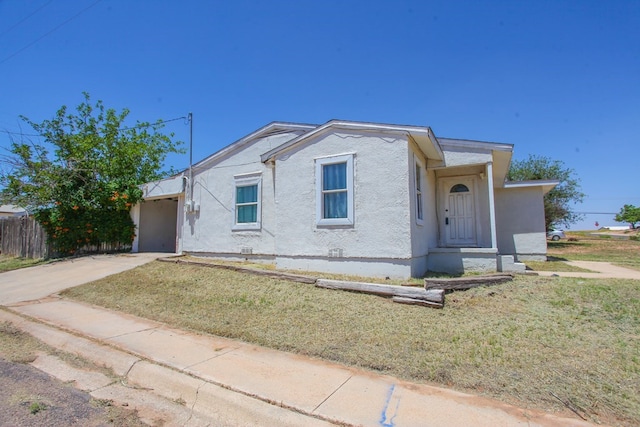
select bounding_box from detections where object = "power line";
[0,115,189,138]
[120,116,188,132]
[0,130,40,137]
[0,0,54,38]
[576,212,618,215]
[0,0,102,65]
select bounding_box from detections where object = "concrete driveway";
[0,252,163,305]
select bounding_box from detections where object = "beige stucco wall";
[440,145,493,167]
[494,186,547,260]
[273,130,414,278]
[181,131,304,257]
[409,143,437,277]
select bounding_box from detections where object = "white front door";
[441,177,477,246]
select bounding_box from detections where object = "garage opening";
[138,198,178,252]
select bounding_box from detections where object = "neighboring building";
[0,205,27,219]
[133,120,557,278]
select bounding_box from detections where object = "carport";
[131,175,185,254]
[136,198,179,252]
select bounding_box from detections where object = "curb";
[0,307,335,426]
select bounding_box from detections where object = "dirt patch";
[0,320,147,426]
[0,357,145,427]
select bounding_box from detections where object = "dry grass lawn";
[63,260,640,426]
[524,259,593,272]
[0,256,47,273]
[548,232,640,269]
[524,232,640,272]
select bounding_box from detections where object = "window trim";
[232,173,262,231]
[414,156,425,225]
[315,154,354,226]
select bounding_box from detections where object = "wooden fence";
[1,216,133,259]
[0,216,49,259]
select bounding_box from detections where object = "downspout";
[178,112,193,254]
[486,161,497,249]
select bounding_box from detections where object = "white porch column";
[176,195,185,254]
[486,162,497,249]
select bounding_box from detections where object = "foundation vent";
[240,247,253,255]
[328,248,343,258]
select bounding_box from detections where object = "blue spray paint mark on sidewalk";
[379,384,400,427]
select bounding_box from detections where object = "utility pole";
[188,112,193,206]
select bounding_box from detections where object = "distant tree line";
[615,204,640,229]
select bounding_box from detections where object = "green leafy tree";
[0,93,184,255]
[615,204,640,229]
[507,154,585,230]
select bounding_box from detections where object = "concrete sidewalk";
[2,297,594,426]
[535,261,640,280]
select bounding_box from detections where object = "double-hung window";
[233,173,262,230]
[415,158,424,224]
[316,154,354,226]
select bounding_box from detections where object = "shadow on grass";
[547,241,582,249]
[424,271,464,278]
[547,256,569,262]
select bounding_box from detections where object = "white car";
[547,229,566,241]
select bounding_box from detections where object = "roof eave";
[262,120,445,162]
[504,179,560,194]
[195,122,317,170]
[438,137,514,153]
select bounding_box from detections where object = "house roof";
[437,137,514,152]
[193,121,317,171]
[437,137,514,186]
[186,120,530,190]
[504,179,559,195]
[260,119,444,163]
[145,119,555,201]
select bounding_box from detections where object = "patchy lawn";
[63,261,640,426]
[180,256,427,285]
[546,232,640,270]
[0,256,47,273]
[524,258,594,272]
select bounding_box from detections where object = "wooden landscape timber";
[392,296,444,309]
[424,273,514,291]
[157,257,317,284]
[158,258,446,308]
[316,279,445,307]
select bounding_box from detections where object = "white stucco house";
[132,120,557,278]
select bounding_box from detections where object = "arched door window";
[450,184,469,193]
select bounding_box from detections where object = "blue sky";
[1,0,638,230]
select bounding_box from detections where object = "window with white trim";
[315,154,354,226]
[415,159,424,224]
[233,174,262,230]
